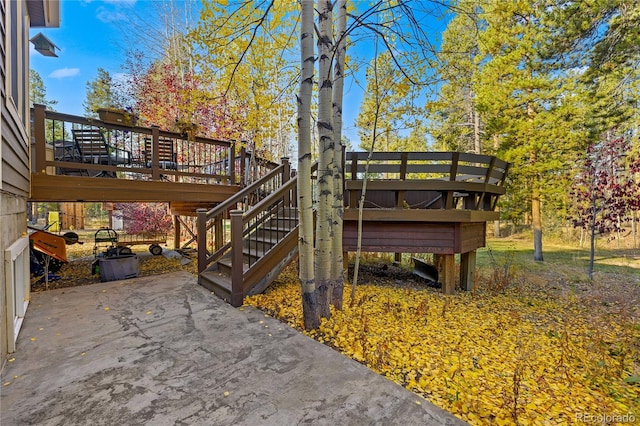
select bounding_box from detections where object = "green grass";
[478,237,640,282]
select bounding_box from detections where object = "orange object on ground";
[28,229,67,263]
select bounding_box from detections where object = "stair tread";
[201,270,232,292]
[198,196,301,303]
[218,254,263,270]
[245,235,280,244]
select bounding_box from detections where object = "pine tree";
[475,1,585,261]
[83,68,119,117]
[428,4,482,153]
[29,69,57,109]
[356,51,426,152]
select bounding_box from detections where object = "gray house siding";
[1,0,59,367]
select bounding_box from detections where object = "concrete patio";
[1,271,464,425]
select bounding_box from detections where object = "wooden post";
[196,208,207,274]
[445,152,460,210]
[172,215,180,250]
[343,251,349,279]
[33,104,47,174]
[396,152,408,208]
[229,141,236,185]
[240,146,247,186]
[460,250,476,292]
[436,253,456,295]
[349,152,358,208]
[282,157,290,208]
[230,209,244,307]
[151,126,161,180]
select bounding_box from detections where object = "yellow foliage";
[246,273,640,424]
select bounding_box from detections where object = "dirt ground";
[30,244,198,293]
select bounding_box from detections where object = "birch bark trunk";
[330,0,347,310]
[298,0,319,329]
[314,0,335,319]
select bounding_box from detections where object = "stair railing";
[197,157,291,274]
[227,162,318,306]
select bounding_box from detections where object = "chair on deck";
[71,128,132,177]
[143,137,177,170]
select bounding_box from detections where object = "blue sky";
[29,0,368,142]
[29,1,447,145]
[30,0,147,116]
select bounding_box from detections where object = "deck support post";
[230,210,244,307]
[172,215,180,249]
[33,104,47,174]
[229,141,236,185]
[460,250,476,292]
[436,254,456,295]
[197,209,207,274]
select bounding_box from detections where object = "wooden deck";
[29,105,277,209]
[31,104,509,298]
[343,151,509,294]
[196,152,508,304]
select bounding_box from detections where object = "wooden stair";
[196,158,306,306]
[199,207,299,303]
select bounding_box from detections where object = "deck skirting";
[343,218,486,255]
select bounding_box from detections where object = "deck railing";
[344,151,509,212]
[31,104,277,186]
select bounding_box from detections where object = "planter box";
[99,254,139,282]
[97,108,138,126]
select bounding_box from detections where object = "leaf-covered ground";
[245,257,640,425]
[30,241,197,292]
[37,236,640,424]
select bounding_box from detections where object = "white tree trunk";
[298,0,319,330]
[314,0,334,319]
[330,0,347,310]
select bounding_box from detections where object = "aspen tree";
[297,0,319,329]
[314,0,335,319]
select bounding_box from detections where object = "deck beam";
[30,173,239,203]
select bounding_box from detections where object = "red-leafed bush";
[569,135,640,278]
[113,203,172,235]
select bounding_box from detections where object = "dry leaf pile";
[246,266,640,425]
